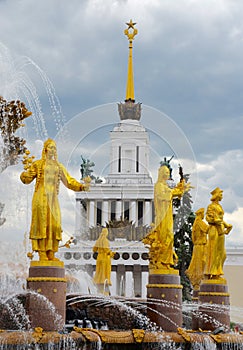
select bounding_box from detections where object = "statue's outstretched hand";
[224,223,232,235]
[83,176,91,191]
[181,180,194,193]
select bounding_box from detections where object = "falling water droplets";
[0,42,68,142]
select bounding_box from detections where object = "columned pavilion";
[61,20,153,297]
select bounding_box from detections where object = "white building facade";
[65,101,154,298]
[75,104,154,238]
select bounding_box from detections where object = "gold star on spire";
[126,19,136,29]
[124,19,138,42]
[124,20,138,102]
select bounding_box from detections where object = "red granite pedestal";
[192,289,199,302]
[198,278,230,331]
[26,261,67,331]
[147,269,183,332]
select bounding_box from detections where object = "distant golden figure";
[186,208,209,290]
[93,228,115,286]
[153,165,191,268]
[20,138,90,262]
[204,187,232,279]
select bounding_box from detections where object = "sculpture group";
[186,187,232,289]
[142,164,233,287]
[18,136,233,332]
[20,144,233,291]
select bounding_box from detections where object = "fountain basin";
[0,328,243,349]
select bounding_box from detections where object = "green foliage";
[173,174,195,301]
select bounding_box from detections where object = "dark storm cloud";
[1,0,243,138]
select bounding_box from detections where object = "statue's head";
[195,208,204,217]
[42,138,57,160]
[210,187,223,201]
[101,228,108,237]
[157,165,170,182]
[95,228,109,248]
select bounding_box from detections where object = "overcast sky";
[0,0,243,249]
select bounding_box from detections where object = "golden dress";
[20,159,84,253]
[93,229,114,285]
[205,201,226,277]
[154,180,183,266]
[186,215,208,289]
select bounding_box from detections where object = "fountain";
[1,22,243,350]
[0,144,242,349]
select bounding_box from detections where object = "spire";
[118,20,141,121]
[124,19,137,102]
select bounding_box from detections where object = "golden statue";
[93,228,115,288]
[186,208,209,290]
[204,187,232,279]
[143,165,191,272]
[20,138,90,262]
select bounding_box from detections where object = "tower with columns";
[75,20,153,241]
[62,21,153,297]
[75,107,154,238]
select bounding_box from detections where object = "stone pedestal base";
[198,278,230,331]
[192,289,199,302]
[26,261,67,331]
[146,270,183,332]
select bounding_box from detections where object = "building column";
[125,270,134,298]
[110,271,116,296]
[130,200,137,225]
[144,200,152,226]
[139,146,146,174]
[117,265,125,296]
[80,200,88,239]
[116,200,122,221]
[89,201,95,227]
[141,271,149,298]
[133,265,142,297]
[102,200,109,226]
[74,199,81,237]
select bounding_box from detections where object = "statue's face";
[101,228,108,238]
[159,166,170,181]
[218,191,223,201]
[199,211,204,219]
[46,142,56,159]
